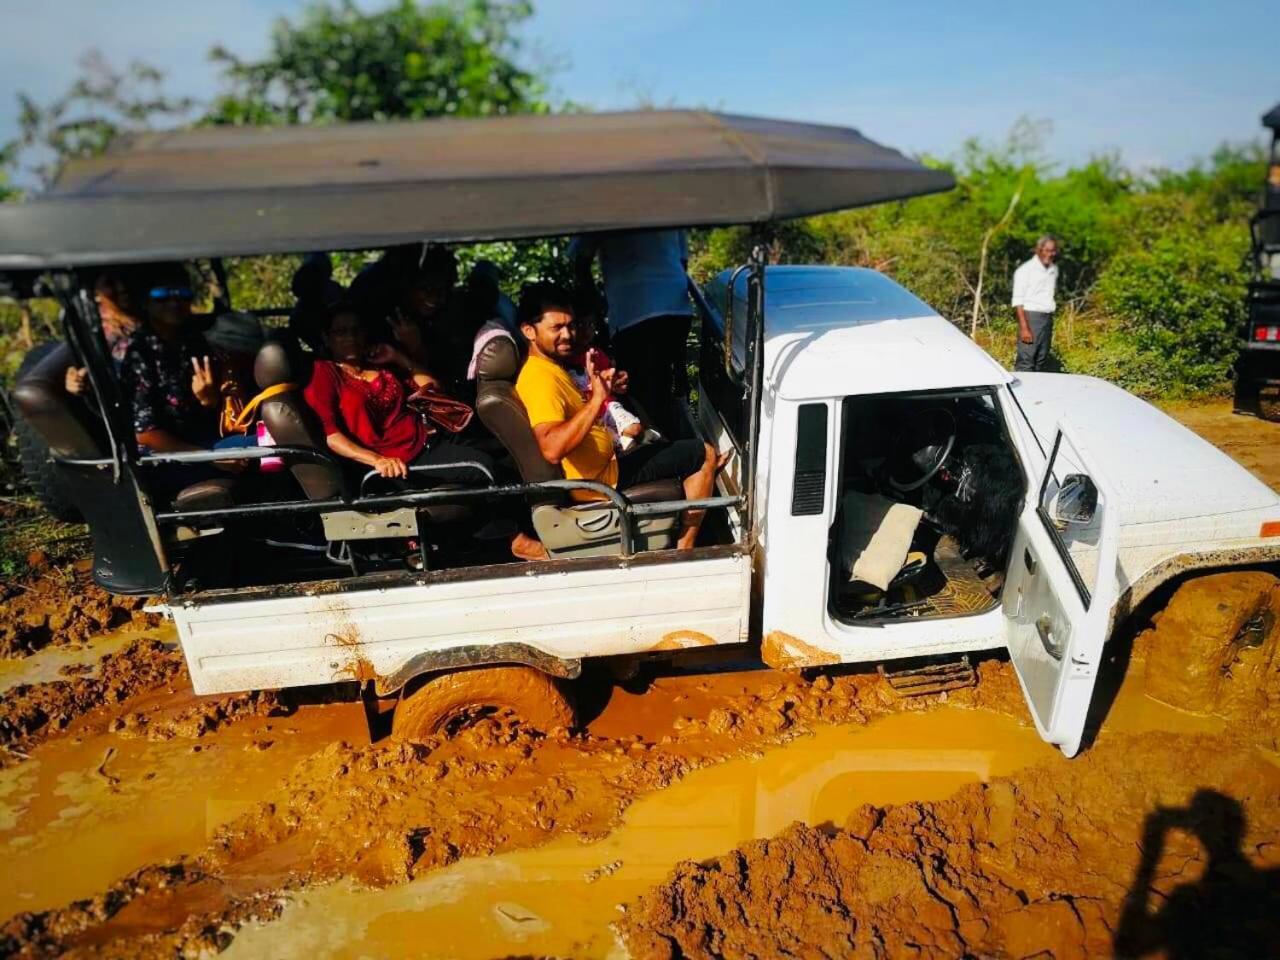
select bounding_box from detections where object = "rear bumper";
[1235,347,1280,392]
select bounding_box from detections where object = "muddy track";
[618,729,1280,959]
[0,639,184,762]
[0,662,1021,958]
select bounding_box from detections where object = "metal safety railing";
[66,446,743,558]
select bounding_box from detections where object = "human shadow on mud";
[1114,789,1280,959]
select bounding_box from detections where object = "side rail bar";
[359,460,496,495]
[53,445,340,470]
[153,478,745,558]
[138,446,339,468]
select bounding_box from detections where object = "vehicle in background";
[1234,101,1280,421]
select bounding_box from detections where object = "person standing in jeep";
[1012,235,1060,372]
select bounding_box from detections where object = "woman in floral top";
[121,266,221,454]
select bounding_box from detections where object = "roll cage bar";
[41,243,769,575]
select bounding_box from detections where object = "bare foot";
[715,450,731,471]
[511,531,549,561]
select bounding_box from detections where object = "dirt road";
[1,403,1278,959]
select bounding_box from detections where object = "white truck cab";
[701,265,1280,755]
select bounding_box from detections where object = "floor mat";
[834,534,998,620]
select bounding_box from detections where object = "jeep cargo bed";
[160,549,753,695]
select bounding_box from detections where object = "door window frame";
[1035,430,1094,609]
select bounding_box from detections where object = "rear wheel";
[10,342,82,522]
[1258,386,1280,423]
[390,665,577,740]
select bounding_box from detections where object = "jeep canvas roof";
[0,109,953,269]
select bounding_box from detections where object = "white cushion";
[838,491,923,591]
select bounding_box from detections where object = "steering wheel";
[886,407,957,493]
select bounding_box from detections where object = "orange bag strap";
[228,382,299,433]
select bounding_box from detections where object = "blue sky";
[1,0,1274,180]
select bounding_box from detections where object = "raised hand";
[191,356,219,408]
[585,351,615,399]
[64,366,89,396]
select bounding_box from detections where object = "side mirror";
[1053,473,1098,525]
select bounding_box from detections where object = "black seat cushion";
[172,478,237,512]
[622,478,684,503]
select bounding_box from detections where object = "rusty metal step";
[877,655,976,697]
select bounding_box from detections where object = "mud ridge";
[0,568,153,659]
[0,639,184,762]
[618,730,1280,960]
[0,637,287,766]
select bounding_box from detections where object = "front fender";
[1109,545,1280,635]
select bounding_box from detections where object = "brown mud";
[619,729,1280,959]
[0,633,286,766]
[0,661,1025,959]
[0,564,154,659]
[0,638,184,763]
[1140,570,1280,751]
[0,402,1278,959]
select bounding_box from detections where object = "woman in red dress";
[303,299,545,560]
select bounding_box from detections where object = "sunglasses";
[148,286,194,302]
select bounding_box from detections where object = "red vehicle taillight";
[1255,326,1280,342]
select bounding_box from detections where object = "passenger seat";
[472,321,680,557]
[13,340,236,513]
[252,337,474,536]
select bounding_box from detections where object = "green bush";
[1095,219,1248,395]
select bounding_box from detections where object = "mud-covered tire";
[10,342,82,523]
[1258,388,1280,424]
[1142,571,1279,712]
[391,665,577,740]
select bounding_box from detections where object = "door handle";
[1036,615,1063,660]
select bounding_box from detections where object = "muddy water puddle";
[226,705,1058,959]
[0,626,167,695]
[0,701,363,918]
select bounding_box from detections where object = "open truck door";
[1002,422,1120,757]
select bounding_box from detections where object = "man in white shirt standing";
[1011,234,1060,372]
[570,229,694,436]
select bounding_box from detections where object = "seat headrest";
[476,332,519,386]
[473,325,523,384]
[254,336,312,390]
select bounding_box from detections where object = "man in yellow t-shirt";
[515,283,721,550]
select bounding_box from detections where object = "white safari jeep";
[5,110,1277,756]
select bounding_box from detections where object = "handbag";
[406,387,474,435]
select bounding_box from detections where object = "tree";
[206,0,550,126]
[1,50,193,188]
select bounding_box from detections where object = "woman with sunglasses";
[119,263,224,460]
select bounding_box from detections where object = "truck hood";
[1010,374,1279,525]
